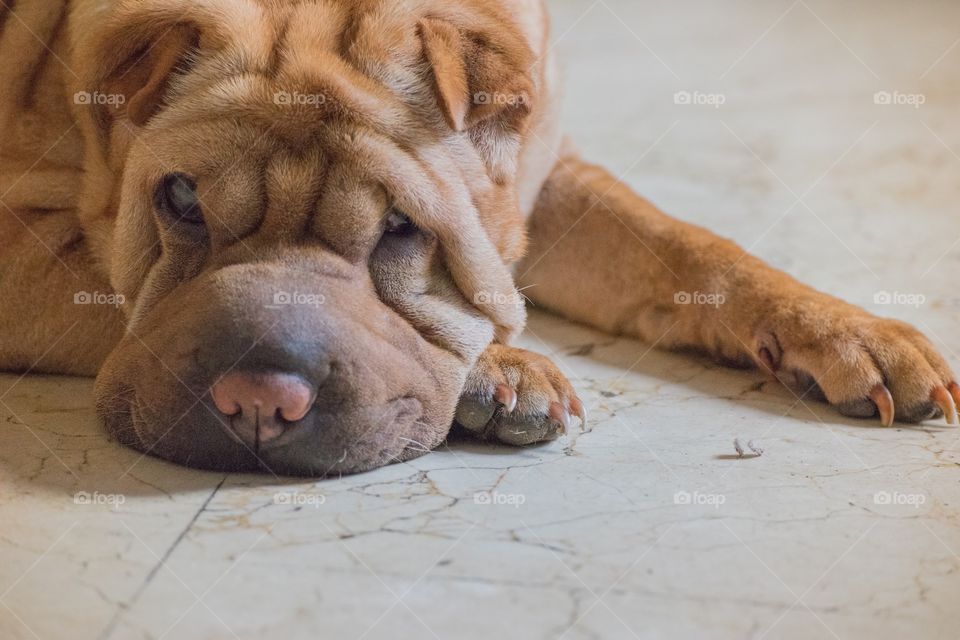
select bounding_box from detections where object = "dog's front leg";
[515,150,959,426]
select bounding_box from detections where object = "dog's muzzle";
[95,263,457,476]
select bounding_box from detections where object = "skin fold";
[0,0,956,476]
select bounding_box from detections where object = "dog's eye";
[383,208,417,237]
[155,173,203,225]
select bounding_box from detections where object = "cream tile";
[3,1,960,638]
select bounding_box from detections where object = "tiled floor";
[4,1,960,638]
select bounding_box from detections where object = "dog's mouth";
[91,261,478,476]
[101,375,430,476]
[97,381,144,451]
[101,386,428,477]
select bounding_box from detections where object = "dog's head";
[74,0,537,475]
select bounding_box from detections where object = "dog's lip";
[214,410,257,448]
[96,378,148,451]
[258,395,425,475]
[106,369,427,474]
[211,394,420,455]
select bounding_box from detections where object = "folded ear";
[418,17,535,182]
[84,21,200,134]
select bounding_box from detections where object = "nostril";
[210,371,315,425]
[275,381,314,422]
[211,389,242,417]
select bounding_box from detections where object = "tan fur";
[1,0,956,475]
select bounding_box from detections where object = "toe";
[456,345,580,446]
[837,397,878,419]
[869,384,895,427]
[931,385,957,425]
[454,395,498,433]
[494,414,562,445]
[494,384,518,412]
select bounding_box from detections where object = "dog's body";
[1,0,958,475]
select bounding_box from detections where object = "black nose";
[211,371,317,447]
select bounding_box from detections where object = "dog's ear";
[103,25,199,127]
[85,22,200,134]
[418,17,535,181]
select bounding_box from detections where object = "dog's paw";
[454,344,585,445]
[759,312,959,426]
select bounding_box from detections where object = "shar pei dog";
[1,0,958,476]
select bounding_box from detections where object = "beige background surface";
[3,1,960,638]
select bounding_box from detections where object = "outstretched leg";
[514,149,958,426]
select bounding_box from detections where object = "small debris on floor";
[734,438,764,458]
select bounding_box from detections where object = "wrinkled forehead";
[163,0,432,144]
[136,102,482,253]
[131,0,488,224]
[109,0,526,341]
